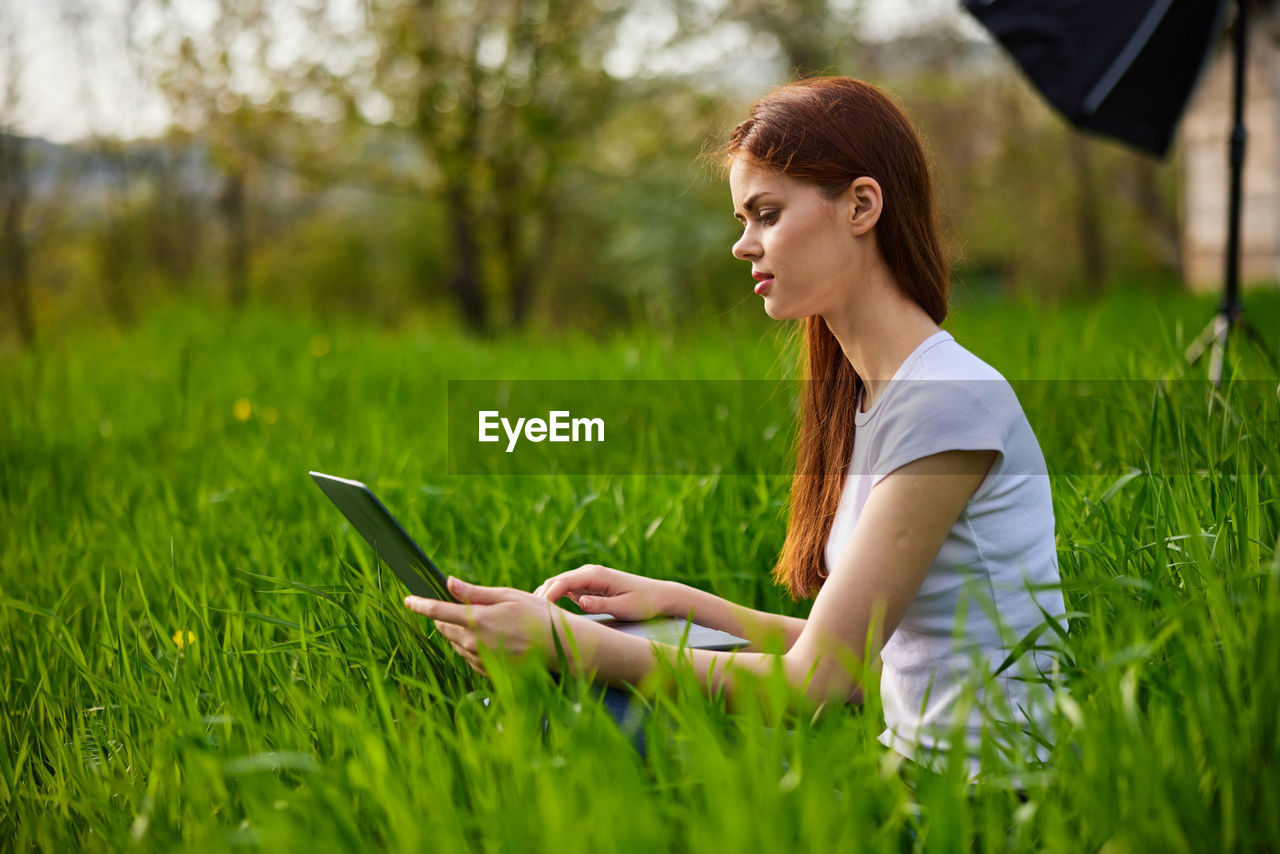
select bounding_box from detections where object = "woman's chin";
[761,299,798,321]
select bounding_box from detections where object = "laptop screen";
[310,471,455,601]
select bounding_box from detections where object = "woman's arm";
[534,564,806,653]
[580,448,998,708]
[413,449,996,713]
[660,581,806,653]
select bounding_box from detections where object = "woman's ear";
[846,177,883,236]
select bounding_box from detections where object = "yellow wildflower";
[172,629,196,649]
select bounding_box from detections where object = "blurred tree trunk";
[1131,156,1182,276]
[505,212,541,329]
[156,2,273,313]
[495,162,530,327]
[415,8,489,332]
[149,148,198,291]
[1069,132,1106,294]
[494,2,565,329]
[218,170,249,309]
[97,147,137,326]
[0,131,34,347]
[497,158,552,328]
[445,180,488,331]
[122,0,197,295]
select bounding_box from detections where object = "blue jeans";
[593,683,649,757]
[544,676,650,758]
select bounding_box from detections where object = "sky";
[0,0,987,143]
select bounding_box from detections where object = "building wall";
[1181,5,1280,291]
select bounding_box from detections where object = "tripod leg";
[1208,313,1229,388]
[1185,314,1223,364]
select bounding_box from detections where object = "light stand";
[1185,0,1279,385]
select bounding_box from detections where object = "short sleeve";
[864,378,1015,486]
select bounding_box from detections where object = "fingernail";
[448,576,461,587]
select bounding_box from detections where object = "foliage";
[4,0,1234,350]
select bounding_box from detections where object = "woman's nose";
[732,228,759,261]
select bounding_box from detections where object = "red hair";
[726,77,951,599]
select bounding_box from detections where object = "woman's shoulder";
[901,333,1007,384]
[864,333,1048,485]
[888,335,1016,420]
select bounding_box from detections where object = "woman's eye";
[760,210,780,225]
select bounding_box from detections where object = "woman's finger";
[542,567,610,603]
[406,596,477,627]
[446,577,517,606]
[535,580,560,598]
[435,620,479,654]
[534,575,565,597]
[536,574,569,600]
[433,620,458,645]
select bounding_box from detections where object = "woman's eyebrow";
[734,191,775,218]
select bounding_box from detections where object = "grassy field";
[3,289,1279,851]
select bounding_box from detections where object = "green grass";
[3,289,1279,851]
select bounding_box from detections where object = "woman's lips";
[752,272,773,295]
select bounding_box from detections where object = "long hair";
[726,77,951,599]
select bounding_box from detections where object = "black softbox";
[964,0,1227,157]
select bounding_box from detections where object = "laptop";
[309,472,750,651]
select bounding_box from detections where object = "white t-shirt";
[823,330,1067,778]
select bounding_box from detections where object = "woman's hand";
[533,564,674,622]
[404,577,582,676]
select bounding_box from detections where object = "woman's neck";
[823,272,942,413]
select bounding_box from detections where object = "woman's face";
[729,160,862,320]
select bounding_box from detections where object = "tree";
[367,0,622,332]
[0,131,33,348]
[721,0,857,74]
[1,8,35,347]
[155,0,278,309]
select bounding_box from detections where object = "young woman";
[406,77,1067,776]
